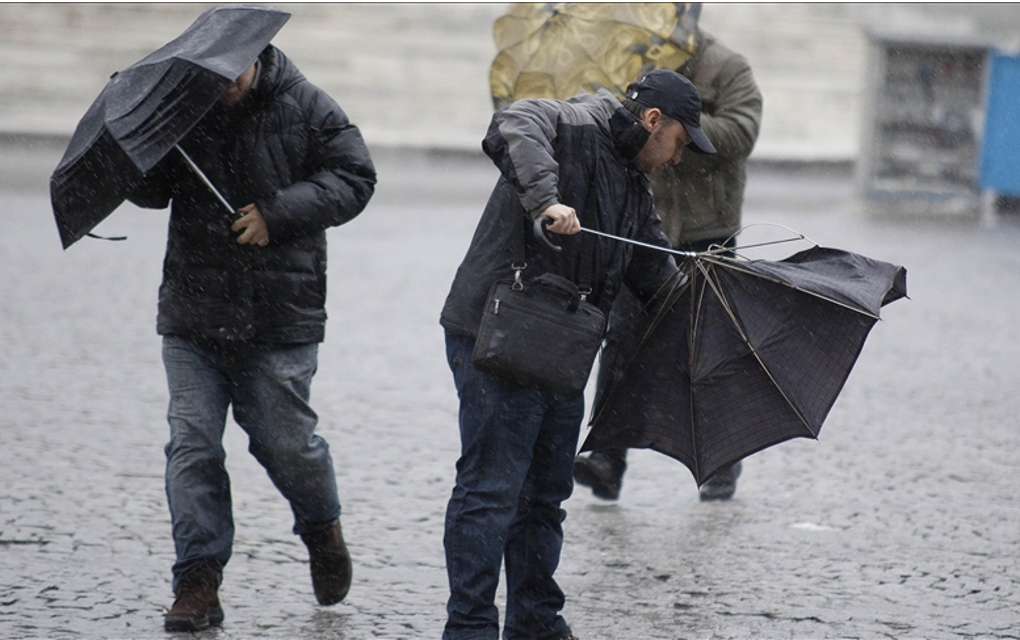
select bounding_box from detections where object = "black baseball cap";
[626,69,716,155]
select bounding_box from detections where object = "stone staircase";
[1,3,1017,161]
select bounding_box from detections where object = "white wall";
[1,3,1017,161]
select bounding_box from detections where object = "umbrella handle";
[533,216,563,252]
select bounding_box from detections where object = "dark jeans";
[443,334,582,640]
[161,336,340,590]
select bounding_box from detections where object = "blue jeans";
[443,334,583,640]
[162,336,340,589]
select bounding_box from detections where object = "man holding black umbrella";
[484,4,762,504]
[439,69,714,640]
[118,8,376,632]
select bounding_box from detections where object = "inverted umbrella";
[49,4,290,249]
[490,2,700,109]
[580,245,908,487]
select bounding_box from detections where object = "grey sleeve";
[491,98,565,218]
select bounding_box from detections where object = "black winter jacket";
[128,46,376,345]
[440,89,677,338]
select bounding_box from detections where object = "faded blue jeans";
[162,336,340,589]
[443,333,582,640]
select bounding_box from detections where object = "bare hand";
[232,204,270,247]
[540,203,580,235]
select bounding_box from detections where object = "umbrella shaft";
[175,145,236,216]
[580,227,697,257]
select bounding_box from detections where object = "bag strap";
[511,212,596,297]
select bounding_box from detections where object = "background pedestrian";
[574,18,763,503]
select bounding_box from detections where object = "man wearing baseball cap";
[616,68,716,178]
[627,68,717,156]
[440,67,713,640]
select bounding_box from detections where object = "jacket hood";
[250,45,305,105]
[200,45,304,120]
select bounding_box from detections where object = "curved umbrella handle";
[533,215,563,253]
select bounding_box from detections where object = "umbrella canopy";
[581,246,908,486]
[50,4,290,249]
[490,2,700,109]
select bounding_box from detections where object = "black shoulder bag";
[472,217,607,397]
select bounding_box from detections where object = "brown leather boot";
[164,564,223,632]
[300,521,352,605]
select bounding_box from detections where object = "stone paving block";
[2,143,1020,638]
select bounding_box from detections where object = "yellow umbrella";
[490,2,700,109]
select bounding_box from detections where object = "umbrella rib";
[701,255,882,321]
[688,263,704,482]
[694,259,819,438]
[638,269,689,341]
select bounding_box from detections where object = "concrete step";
[2,3,1018,160]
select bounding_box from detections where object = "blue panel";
[979,54,1020,195]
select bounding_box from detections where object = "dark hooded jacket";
[127,46,376,345]
[440,89,677,339]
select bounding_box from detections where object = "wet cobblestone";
[2,147,1019,639]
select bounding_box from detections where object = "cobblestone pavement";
[1,145,1019,639]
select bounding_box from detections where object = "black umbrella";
[580,245,908,486]
[49,4,290,249]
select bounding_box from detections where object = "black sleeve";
[622,207,679,302]
[256,89,377,242]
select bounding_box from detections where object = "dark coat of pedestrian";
[439,70,713,640]
[574,28,763,504]
[127,43,376,632]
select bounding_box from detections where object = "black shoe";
[301,521,352,605]
[699,461,743,501]
[573,452,625,501]
[164,564,223,632]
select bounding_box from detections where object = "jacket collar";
[576,89,651,162]
[609,107,650,162]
